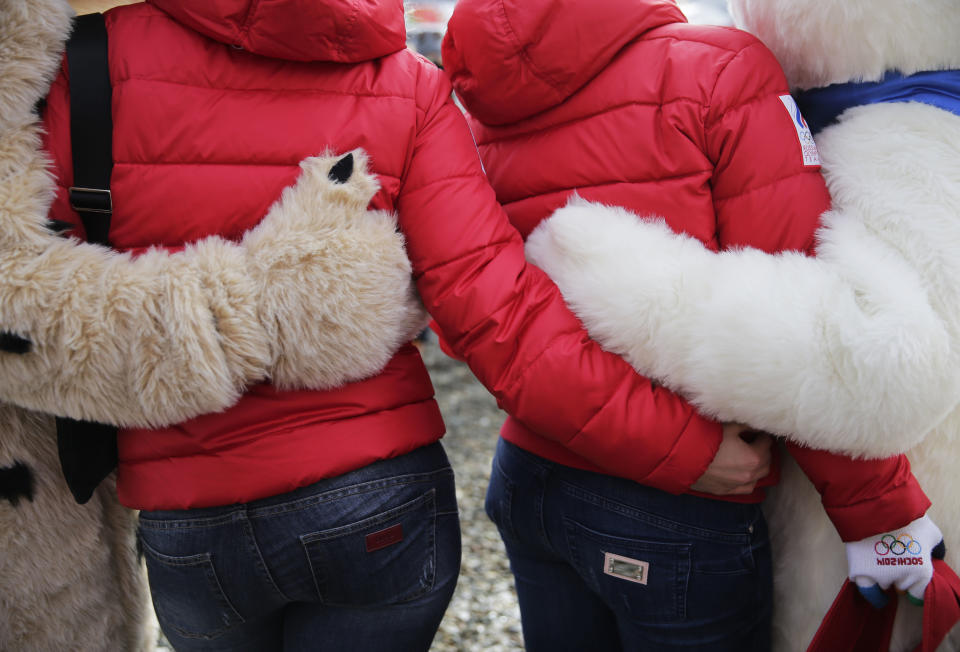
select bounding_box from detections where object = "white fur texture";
[527,101,960,652]
[727,0,960,90]
[528,111,960,458]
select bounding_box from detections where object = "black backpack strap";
[67,12,113,242]
[56,12,119,505]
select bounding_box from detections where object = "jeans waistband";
[141,442,453,526]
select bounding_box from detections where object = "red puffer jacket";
[41,0,726,511]
[443,0,928,540]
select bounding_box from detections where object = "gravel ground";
[158,332,523,651]
[420,333,524,652]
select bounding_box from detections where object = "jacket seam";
[639,410,703,482]
[821,477,914,511]
[644,29,756,55]
[565,372,637,444]
[413,236,514,279]
[497,171,710,207]
[704,41,777,130]
[496,0,564,95]
[474,97,706,146]
[238,0,262,41]
[117,77,416,102]
[712,170,814,202]
[106,162,400,179]
[339,0,361,62]
[124,399,441,463]
[401,172,486,195]
[502,329,599,444]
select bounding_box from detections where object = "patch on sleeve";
[779,94,821,167]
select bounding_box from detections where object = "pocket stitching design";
[562,482,751,544]
[300,489,436,544]
[563,517,691,622]
[299,489,438,607]
[138,537,244,640]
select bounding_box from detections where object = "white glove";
[845,513,944,608]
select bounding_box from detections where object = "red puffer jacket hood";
[147,0,406,62]
[442,0,686,125]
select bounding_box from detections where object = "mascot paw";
[287,149,379,216]
[241,149,422,391]
[241,150,384,262]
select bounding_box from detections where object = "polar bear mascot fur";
[0,1,425,649]
[524,0,960,650]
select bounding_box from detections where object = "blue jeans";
[138,443,460,652]
[486,439,772,651]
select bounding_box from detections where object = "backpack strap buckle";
[68,186,112,214]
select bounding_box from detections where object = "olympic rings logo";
[874,533,922,556]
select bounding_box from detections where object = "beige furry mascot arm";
[0,0,425,429]
[524,103,960,459]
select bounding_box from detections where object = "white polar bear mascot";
[524,0,960,650]
[0,1,424,649]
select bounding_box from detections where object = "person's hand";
[690,422,773,495]
[845,513,945,608]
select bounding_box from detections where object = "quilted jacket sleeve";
[705,39,827,254]
[787,445,930,541]
[397,65,722,494]
[707,39,928,539]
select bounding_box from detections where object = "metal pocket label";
[603,551,650,585]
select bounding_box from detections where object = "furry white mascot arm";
[0,0,425,429]
[525,103,960,459]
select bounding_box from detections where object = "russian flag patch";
[779,94,821,167]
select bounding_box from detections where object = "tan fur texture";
[0,0,73,133]
[0,2,155,650]
[241,151,428,391]
[0,407,155,652]
[0,148,426,427]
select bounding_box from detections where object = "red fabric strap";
[808,560,960,652]
[807,581,896,652]
[919,559,960,652]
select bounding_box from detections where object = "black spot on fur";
[46,219,75,235]
[328,153,354,184]
[0,462,35,505]
[0,332,31,354]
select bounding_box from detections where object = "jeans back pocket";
[300,489,437,607]
[564,518,691,623]
[139,538,244,641]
